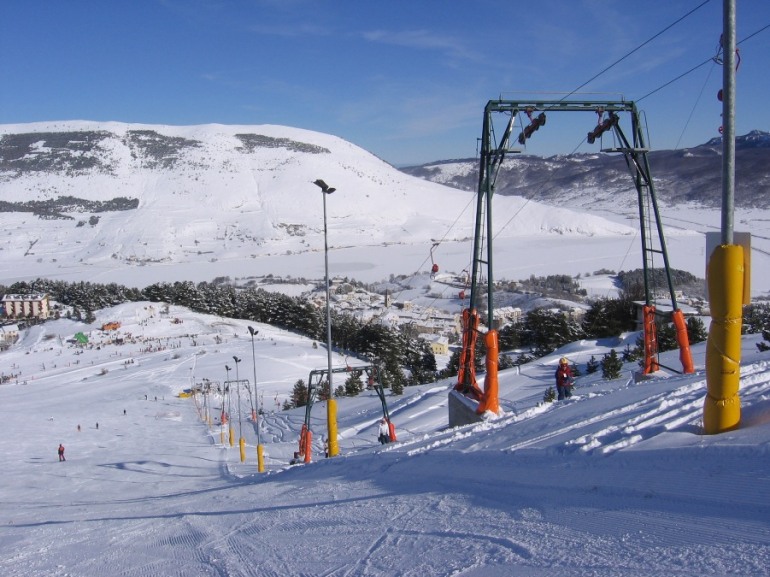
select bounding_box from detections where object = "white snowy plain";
[2,296,769,577]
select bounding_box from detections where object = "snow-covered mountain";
[0,121,637,287]
[3,122,770,297]
[401,130,770,210]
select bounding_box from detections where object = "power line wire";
[562,0,713,101]
[638,22,770,102]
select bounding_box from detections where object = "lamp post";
[220,365,233,447]
[233,356,242,436]
[224,364,231,425]
[225,364,234,447]
[243,332,256,422]
[233,356,246,462]
[248,325,265,472]
[313,179,338,457]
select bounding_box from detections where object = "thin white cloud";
[361,29,477,61]
[248,22,331,38]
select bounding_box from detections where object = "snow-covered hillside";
[1,121,642,288]
[2,302,770,576]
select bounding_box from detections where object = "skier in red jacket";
[58,444,66,461]
[555,357,574,400]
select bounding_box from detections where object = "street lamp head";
[233,356,241,363]
[248,326,258,337]
[313,179,336,194]
[225,365,231,371]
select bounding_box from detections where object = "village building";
[422,334,450,356]
[2,293,50,320]
[493,306,523,327]
[0,323,20,349]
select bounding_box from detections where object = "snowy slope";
[1,302,769,576]
[1,121,644,286]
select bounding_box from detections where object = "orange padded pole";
[476,330,500,415]
[643,305,659,374]
[671,309,695,374]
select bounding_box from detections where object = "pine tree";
[290,379,308,408]
[656,321,677,352]
[499,354,515,371]
[601,349,623,380]
[344,371,364,397]
[758,329,770,352]
[586,355,599,374]
[686,316,708,344]
[543,386,556,403]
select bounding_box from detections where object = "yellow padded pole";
[327,399,339,457]
[704,244,744,433]
[257,444,265,473]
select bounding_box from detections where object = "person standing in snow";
[555,357,574,400]
[58,444,66,461]
[377,418,390,445]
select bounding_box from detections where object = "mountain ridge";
[400,130,770,209]
[0,121,636,287]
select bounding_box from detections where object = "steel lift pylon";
[455,99,694,415]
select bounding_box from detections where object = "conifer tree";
[290,379,308,408]
[686,316,708,344]
[344,371,364,397]
[601,349,623,380]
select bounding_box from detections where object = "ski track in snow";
[2,304,770,576]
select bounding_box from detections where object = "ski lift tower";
[452,98,694,425]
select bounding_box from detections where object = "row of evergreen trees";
[7,278,765,407]
[497,295,709,362]
[1,278,437,397]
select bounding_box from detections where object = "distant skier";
[377,418,390,445]
[58,444,66,461]
[555,357,574,400]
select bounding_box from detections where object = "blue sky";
[1,0,768,166]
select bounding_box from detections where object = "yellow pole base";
[239,437,246,462]
[327,399,339,457]
[257,444,265,472]
[703,394,741,434]
[229,426,235,447]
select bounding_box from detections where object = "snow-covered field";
[2,301,769,576]
[2,122,769,575]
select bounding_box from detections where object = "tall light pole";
[233,356,242,436]
[313,179,339,457]
[248,325,265,472]
[233,355,246,462]
[225,364,234,447]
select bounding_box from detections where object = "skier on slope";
[555,357,574,400]
[58,443,66,462]
[377,418,391,445]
